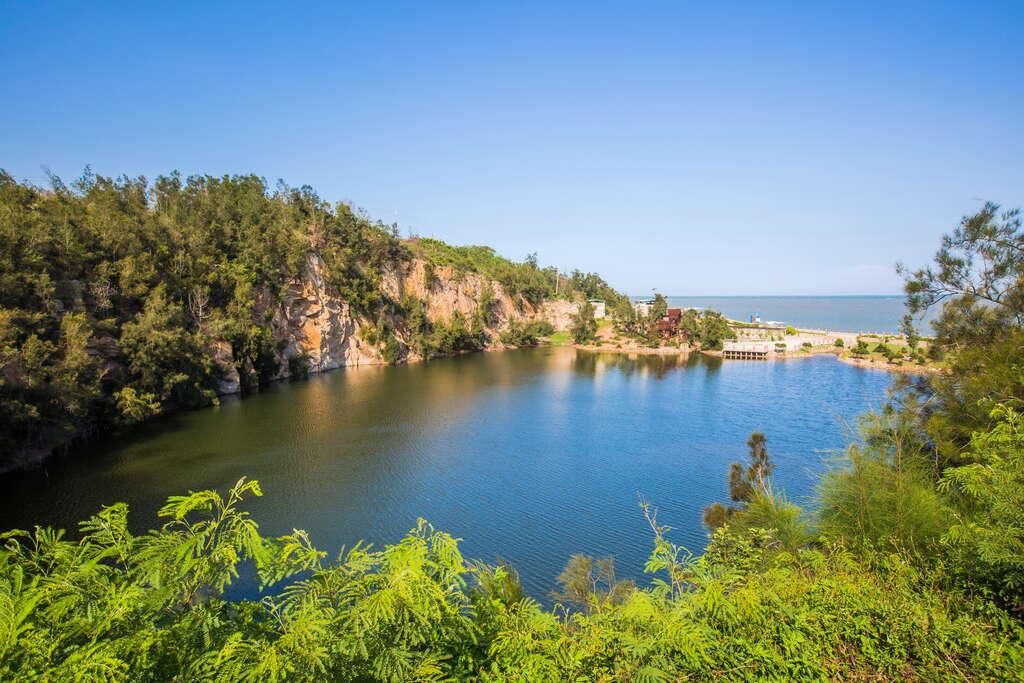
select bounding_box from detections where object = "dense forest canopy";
[0,169,625,469]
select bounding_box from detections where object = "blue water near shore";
[662,295,934,334]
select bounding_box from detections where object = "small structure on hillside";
[656,308,683,339]
[750,313,761,324]
[588,299,606,319]
[633,299,655,317]
[722,340,771,360]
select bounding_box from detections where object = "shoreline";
[834,353,940,375]
[567,341,940,374]
[572,343,692,356]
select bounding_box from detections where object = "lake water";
[664,295,935,334]
[0,348,890,598]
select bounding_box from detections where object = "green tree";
[696,310,735,350]
[703,432,774,531]
[818,409,950,559]
[900,202,1024,349]
[118,285,219,419]
[650,293,668,320]
[570,300,598,344]
[939,405,1024,613]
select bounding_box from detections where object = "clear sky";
[2,2,1021,295]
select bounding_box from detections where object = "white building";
[588,299,606,319]
[722,340,772,359]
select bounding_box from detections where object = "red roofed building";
[655,308,683,339]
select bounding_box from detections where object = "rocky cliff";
[214,253,579,394]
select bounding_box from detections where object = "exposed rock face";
[210,252,579,394]
[538,299,579,332]
[272,253,380,373]
[209,341,241,395]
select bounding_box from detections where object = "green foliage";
[901,313,920,351]
[422,261,436,290]
[410,238,629,312]
[650,293,668,320]
[679,309,735,350]
[818,410,951,560]
[939,405,1024,613]
[0,170,408,467]
[0,168,627,466]
[703,432,774,532]
[498,320,553,347]
[6,182,1024,679]
[570,301,598,344]
[834,337,844,347]
[431,311,484,356]
[119,284,219,410]
[610,296,638,334]
[568,270,629,310]
[2,478,1021,681]
[900,202,1024,348]
[287,353,310,380]
[381,331,403,365]
[725,492,811,552]
[475,282,497,330]
[921,329,1024,465]
[113,386,161,425]
[399,295,433,358]
[552,554,635,611]
[412,238,555,305]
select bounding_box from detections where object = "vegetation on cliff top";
[0,169,624,469]
[411,237,629,311]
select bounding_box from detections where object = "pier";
[722,341,772,359]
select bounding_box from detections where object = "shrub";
[287,353,310,379]
[571,301,598,344]
[939,406,1024,612]
[499,320,554,347]
[818,412,951,560]
[2,478,1020,681]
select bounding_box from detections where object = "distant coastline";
[647,295,929,335]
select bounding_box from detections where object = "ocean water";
[0,348,890,599]
[662,295,934,335]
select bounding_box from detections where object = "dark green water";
[0,348,890,597]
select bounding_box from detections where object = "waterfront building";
[722,340,772,359]
[656,308,683,338]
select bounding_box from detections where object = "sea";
[660,295,934,335]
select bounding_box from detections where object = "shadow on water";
[0,346,889,599]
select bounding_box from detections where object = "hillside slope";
[0,170,615,470]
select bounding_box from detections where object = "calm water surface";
[0,348,890,597]
[665,295,935,334]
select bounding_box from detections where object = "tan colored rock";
[210,252,577,394]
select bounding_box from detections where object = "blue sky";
[2,2,1021,295]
